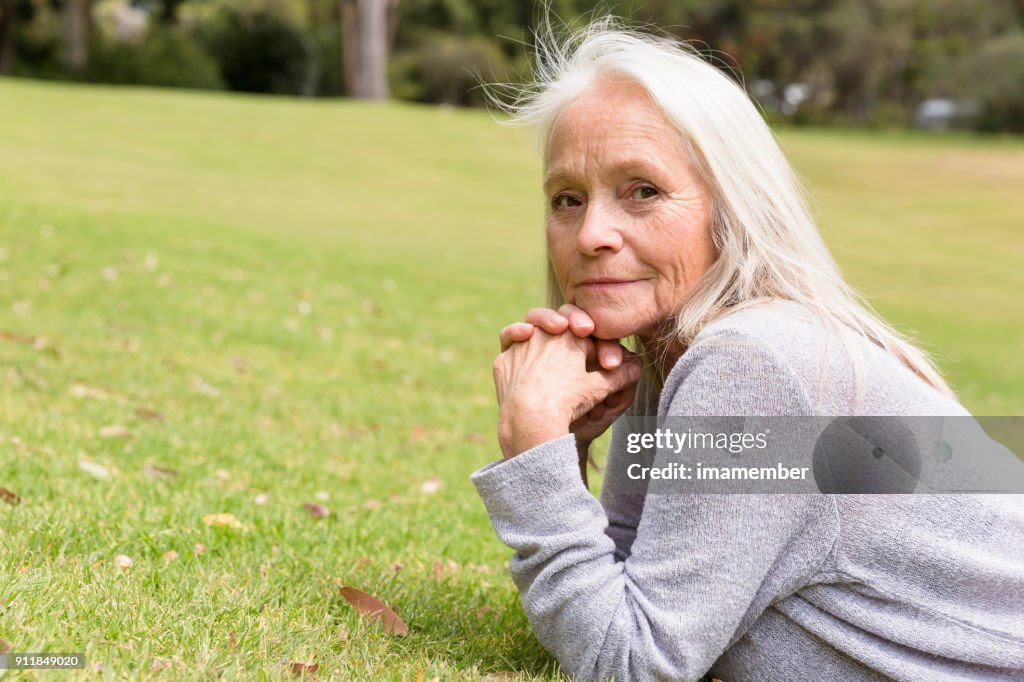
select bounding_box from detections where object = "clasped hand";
[493,304,644,460]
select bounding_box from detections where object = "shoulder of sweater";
[657,303,819,417]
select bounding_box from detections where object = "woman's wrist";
[498,403,570,459]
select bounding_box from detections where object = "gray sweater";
[471,299,1024,681]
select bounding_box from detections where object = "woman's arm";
[471,334,840,681]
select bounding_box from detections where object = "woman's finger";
[524,307,570,335]
[556,303,596,337]
[499,322,535,351]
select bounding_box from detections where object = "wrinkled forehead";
[542,77,696,189]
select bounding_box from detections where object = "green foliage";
[87,25,223,89]
[948,33,1024,133]
[6,0,1024,128]
[392,31,510,106]
[199,7,316,95]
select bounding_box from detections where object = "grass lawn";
[0,79,1022,680]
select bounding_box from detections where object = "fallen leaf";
[202,513,246,530]
[162,550,178,562]
[113,554,133,570]
[79,459,111,480]
[0,330,26,343]
[291,661,319,676]
[99,424,132,439]
[0,486,20,506]
[143,462,178,479]
[419,477,442,494]
[0,638,11,653]
[304,502,329,519]
[134,407,164,421]
[254,493,269,506]
[431,558,460,581]
[339,587,408,636]
[70,383,121,402]
[194,543,207,555]
[191,375,220,396]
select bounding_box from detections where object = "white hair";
[481,11,955,412]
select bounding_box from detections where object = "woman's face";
[545,76,716,341]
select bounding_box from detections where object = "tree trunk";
[61,0,94,71]
[0,0,15,76]
[340,0,400,99]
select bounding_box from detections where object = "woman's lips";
[578,279,637,291]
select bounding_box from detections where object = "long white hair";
[482,11,955,411]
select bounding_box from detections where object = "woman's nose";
[576,198,624,255]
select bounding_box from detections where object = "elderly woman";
[469,17,1024,682]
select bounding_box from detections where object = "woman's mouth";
[578,278,637,291]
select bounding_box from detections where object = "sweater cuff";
[470,433,586,521]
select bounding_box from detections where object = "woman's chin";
[588,313,645,341]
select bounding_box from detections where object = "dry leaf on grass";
[162,551,178,562]
[194,543,207,555]
[143,463,178,479]
[134,407,164,421]
[113,554,133,570]
[99,424,132,439]
[79,459,112,480]
[431,559,460,581]
[303,502,329,519]
[0,486,20,506]
[339,587,408,636]
[419,477,442,494]
[291,661,319,676]
[202,513,246,530]
[191,375,220,396]
[0,638,11,653]
[69,383,122,402]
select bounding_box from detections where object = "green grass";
[0,78,1022,679]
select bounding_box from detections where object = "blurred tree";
[59,0,94,70]
[154,0,186,23]
[0,0,14,74]
[340,0,400,98]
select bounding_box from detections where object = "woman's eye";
[631,186,658,200]
[552,195,581,209]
